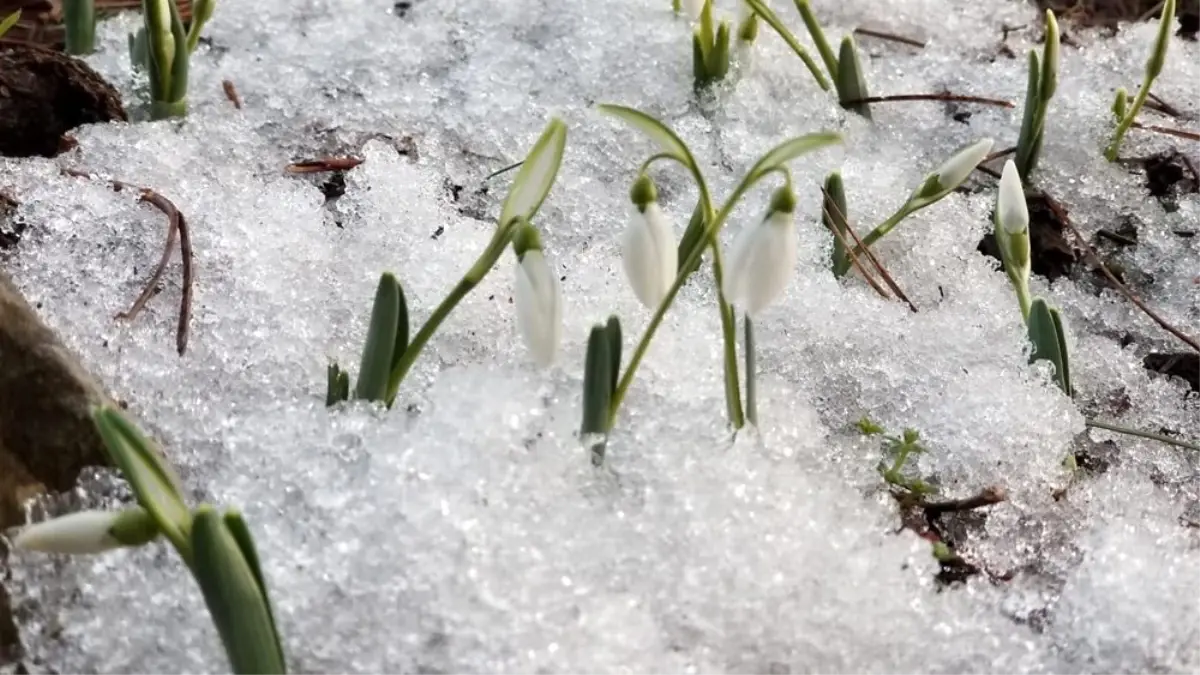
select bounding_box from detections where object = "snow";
[2,0,1199,672]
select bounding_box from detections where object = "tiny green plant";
[0,10,21,39]
[1105,0,1175,161]
[831,138,994,277]
[1014,9,1060,184]
[858,417,937,496]
[582,103,840,463]
[63,0,95,54]
[743,0,870,116]
[692,0,732,89]
[8,407,286,674]
[131,0,216,119]
[327,118,568,409]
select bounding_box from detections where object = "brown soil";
[0,0,193,49]
[1035,0,1200,36]
[0,45,125,157]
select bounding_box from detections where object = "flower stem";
[794,0,838,79]
[1105,84,1151,161]
[710,239,745,428]
[744,0,831,90]
[1012,275,1033,322]
[1086,419,1200,452]
[744,315,757,426]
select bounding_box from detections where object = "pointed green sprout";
[140,0,191,119]
[1105,0,1175,161]
[595,104,841,435]
[191,508,286,675]
[834,138,993,277]
[1027,298,1071,397]
[742,0,830,90]
[64,0,95,55]
[835,35,872,119]
[186,0,216,53]
[1015,10,1059,182]
[0,10,19,39]
[692,0,732,89]
[580,316,622,466]
[328,118,565,407]
[823,172,851,274]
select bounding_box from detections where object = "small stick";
[285,157,364,174]
[982,146,1017,165]
[1096,229,1137,246]
[922,486,1007,515]
[821,189,918,311]
[852,26,926,48]
[822,201,894,300]
[61,169,194,355]
[832,199,919,313]
[1131,121,1200,142]
[1043,192,1200,353]
[840,93,1014,108]
[222,80,242,110]
[1145,91,1182,118]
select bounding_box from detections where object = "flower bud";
[513,224,562,367]
[721,186,798,317]
[11,508,158,555]
[622,175,677,309]
[933,138,994,191]
[997,160,1029,236]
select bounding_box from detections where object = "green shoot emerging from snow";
[582,104,840,462]
[0,10,21,38]
[832,138,993,277]
[1015,10,1059,183]
[64,0,95,54]
[327,118,568,409]
[9,407,287,674]
[130,0,216,119]
[692,0,732,89]
[859,418,937,496]
[1105,0,1175,161]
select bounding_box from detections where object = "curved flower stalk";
[10,407,286,674]
[580,103,841,460]
[1106,0,1175,161]
[129,0,216,119]
[1015,10,1060,183]
[622,174,678,309]
[832,138,993,277]
[0,10,19,39]
[994,160,1032,320]
[513,222,563,367]
[326,118,569,408]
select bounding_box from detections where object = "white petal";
[515,251,561,367]
[12,511,121,555]
[997,160,1029,235]
[722,210,797,316]
[935,138,994,190]
[621,203,677,309]
[682,0,705,21]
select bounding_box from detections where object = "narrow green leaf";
[693,31,708,84]
[596,104,696,167]
[128,26,149,70]
[497,118,568,227]
[191,507,286,675]
[166,0,190,104]
[223,512,286,673]
[677,200,707,277]
[326,362,349,406]
[794,0,838,79]
[742,0,831,90]
[1049,306,1072,397]
[354,273,401,402]
[0,10,20,39]
[63,0,95,55]
[91,407,191,551]
[1145,0,1174,81]
[1027,298,1070,396]
[741,131,843,188]
[1040,10,1059,103]
[604,316,622,397]
[699,0,715,52]
[580,324,614,437]
[710,21,731,80]
[822,172,849,272]
[390,279,410,374]
[835,35,871,119]
[1016,50,1042,179]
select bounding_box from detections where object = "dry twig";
[840,93,1014,108]
[852,26,926,48]
[222,79,243,110]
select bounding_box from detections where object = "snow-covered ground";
[2,0,1198,671]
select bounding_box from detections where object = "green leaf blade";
[1027,298,1071,397]
[0,10,21,39]
[822,172,849,273]
[498,118,568,227]
[223,511,286,673]
[353,273,402,403]
[596,104,695,167]
[580,324,614,438]
[835,36,871,119]
[743,132,843,186]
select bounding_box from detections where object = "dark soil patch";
[1143,352,1200,391]
[0,45,126,158]
[1035,0,1200,38]
[0,193,22,250]
[1138,150,1199,212]
[1071,437,1121,474]
[978,192,1078,281]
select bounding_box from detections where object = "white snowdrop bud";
[722,185,798,317]
[11,508,157,555]
[682,0,706,21]
[997,160,1029,235]
[513,224,562,367]
[933,138,994,191]
[622,175,677,310]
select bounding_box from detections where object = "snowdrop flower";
[722,185,798,317]
[513,222,562,367]
[681,0,705,21]
[10,508,157,555]
[932,138,994,191]
[997,160,1029,237]
[622,175,677,309]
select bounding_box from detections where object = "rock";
[0,44,126,158]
